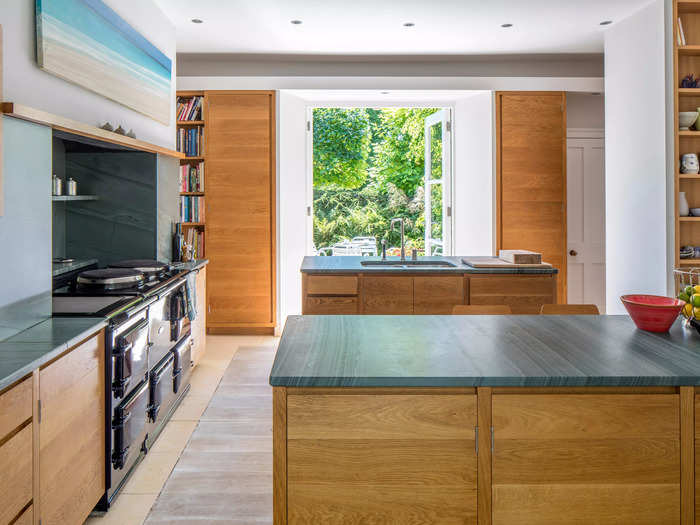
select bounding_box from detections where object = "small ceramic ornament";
[126,129,136,139]
[100,122,113,132]
[680,191,691,217]
[682,153,700,174]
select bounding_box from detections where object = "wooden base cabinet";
[274,387,693,525]
[39,332,105,525]
[302,273,554,315]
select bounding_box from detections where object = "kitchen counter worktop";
[300,255,558,274]
[172,259,209,271]
[52,258,98,276]
[270,315,700,387]
[0,317,106,391]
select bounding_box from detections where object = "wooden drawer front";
[304,296,358,315]
[13,505,32,525]
[414,276,465,314]
[306,275,358,296]
[0,376,32,441]
[287,393,477,524]
[0,423,33,525]
[469,275,556,314]
[361,276,413,314]
[493,394,680,525]
[40,333,105,525]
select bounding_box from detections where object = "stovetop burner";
[76,268,146,291]
[108,259,169,281]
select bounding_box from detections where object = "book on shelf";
[180,195,206,223]
[679,17,687,46]
[176,96,203,121]
[185,227,205,259]
[179,162,205,192]
[177,127,204,157]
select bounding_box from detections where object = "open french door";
[424,109,452,255]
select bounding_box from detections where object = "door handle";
[569,250,578,256]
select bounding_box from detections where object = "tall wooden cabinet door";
[361,276,413,314]
[414,275,465,314]
[40,332,105,525]
[492,393,680,525]
[496,92,567,304]
[205,92,275,329]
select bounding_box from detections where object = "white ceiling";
[155,0,650,56]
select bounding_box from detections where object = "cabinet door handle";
[569,249,578,256]
[475,426,479,455]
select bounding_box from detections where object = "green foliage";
[312,107,442,253]
[313,108,371,189]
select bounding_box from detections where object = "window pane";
[430,122,443,180]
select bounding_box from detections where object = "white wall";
[567,92,605,129]
[453,92,494,256]
[0,0,176,148]
[604,0,666,314]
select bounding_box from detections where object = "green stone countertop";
[0,317,106,391]
[270,315,700,388]
[300,256,558,274]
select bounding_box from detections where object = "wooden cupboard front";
[302,273,556,315]
[274,386,693,525]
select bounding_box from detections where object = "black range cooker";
[53,259,194,510]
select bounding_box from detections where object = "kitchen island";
[270,314,700,524]
[301,255,558,314]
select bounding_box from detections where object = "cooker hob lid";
[76,268,145,290]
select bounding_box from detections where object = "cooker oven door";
[111,380,149,490]
[111,316,149,401]
[172,336,193,395]
[149,280,190,366]
[148,353,177,429]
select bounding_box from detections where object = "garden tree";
[312,107,440,252]
[313,108,371,188]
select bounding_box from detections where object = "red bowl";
[620,294,685,332]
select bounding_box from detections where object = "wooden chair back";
[452,305,513,315]
[540,304,600,315]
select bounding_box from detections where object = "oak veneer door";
[414,275,465,314]
[361,276,413,314]
[492,393,680,525]
[286,391,477,524]
[206,92,275,330]
[496,92,567,304]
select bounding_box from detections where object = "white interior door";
[424,109,452,255]
[567,136,605,312]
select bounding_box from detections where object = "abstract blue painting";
[36,0,172,124]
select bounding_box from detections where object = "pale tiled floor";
[85,335,277,525]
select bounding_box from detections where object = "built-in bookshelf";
[176,90,206,259]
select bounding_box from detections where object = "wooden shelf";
[180,192,205,196]
[52,195,99,201]
[182,222,205,227]
[680,173,700,179]
[680,216,700,221]
[679,88,700,96]
[177,120,204,126]
[180,156,204,162]
[680,258,700,265]
[678,45,700,55]
[1,102,184,159]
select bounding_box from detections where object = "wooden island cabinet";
[271,315,700,525]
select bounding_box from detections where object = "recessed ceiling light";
[403,22,415,27]
[381,91,390,94]
[291,19,303,25]
[191,18,203,24]
[501,23,513,28]
[600,20,613,26]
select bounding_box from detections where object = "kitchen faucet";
[390,217,406,261]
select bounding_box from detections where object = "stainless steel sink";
[361,259,457,268]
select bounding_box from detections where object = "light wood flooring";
[85,335,278,525]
